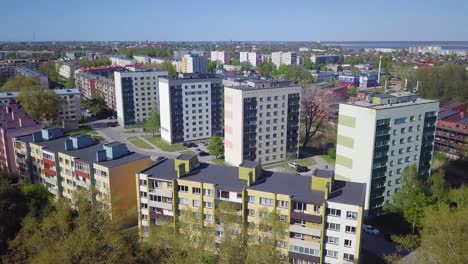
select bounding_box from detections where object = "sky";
[1,0,468,41]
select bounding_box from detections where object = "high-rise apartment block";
[13,128,152,224]
[137,154,366,264]
[224,81,301,166]
[210,51,231,65]
[115,68,168,127]
[335,92,438,213]
[240,52,260,67]
[271,52,297,68]
[181,54,207,74]
[159,73,223,143]
[310,55,342,66]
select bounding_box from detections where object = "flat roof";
[346,95,438,110]
[141,157,366,206]
[438,110,458,120]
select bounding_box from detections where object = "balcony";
[148,188,172,198]
[215,199,242,210]
[289,224,321,237]
[290,211,322,224]
[288,252,320,264]
[148,201,173,210]
[43,167,56,177]
[43,158,55,167]
[75,179,90,189]
[75,169,90,180]
[289,237,321,250]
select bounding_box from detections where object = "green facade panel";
[337,134,354,148]
[336,154,353,169]
[338,115,356,128]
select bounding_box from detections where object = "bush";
[327,147,336,160]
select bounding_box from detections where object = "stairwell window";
[327,208,341,217]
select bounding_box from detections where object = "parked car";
[199,141,208,146]
[288,162,299,168]
[195,148,201,152]
[183,142,197,148]
[198,151,209,157]
[107,121,118,127]
[296,166,309,172]
[363,225,380,235]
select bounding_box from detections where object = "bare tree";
[301,87,340,148]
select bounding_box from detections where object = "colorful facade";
[137,154,365,264]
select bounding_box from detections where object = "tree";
[64,77,75,88]
[77,57,111,68]
[240,61,252,72]
[419,204,468,263]
[5,190,139,263]
[256,61,274,78]
[207,61,218,73]
[39,61,59,84]
[347,86,357,96]
[300,88,329,147]
[343,56,363,65]
[145,111,160,137]
[160,61,177,77]
[208,135,224,158]
[16,86,60,122]
[327,147,336,160]
[337,64,344,72]
[304,57,315,70]
[429,170,449,202]
[0,76,41,92]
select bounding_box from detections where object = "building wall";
[224,88,245,166]
[159,80,173,143]
[335,102,439,212]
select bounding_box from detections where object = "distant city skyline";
[1,0,468,42]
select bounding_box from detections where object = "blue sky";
[1,0,467,41]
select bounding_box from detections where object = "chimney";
[461,111,465,119]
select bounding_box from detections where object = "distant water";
[328,43,468,51]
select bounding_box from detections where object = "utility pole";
[377,55,382,84]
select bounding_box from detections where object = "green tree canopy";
[64,77,75,88]
[16,86,60,122]
[118,47,173,59]
[207,61,218,73]
[208,135,224,158]
[145,111,160,137]
[256,61,274,78]
[39,61,59,83]
[76,57,111,68]
[0,76,41,92]
[160,61,177,77]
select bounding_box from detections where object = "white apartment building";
[224,81,301,166]
[109,56,136,67]
[335,92,439,213]
[181,54,207,73]
[133,55,152,64]
[271,51,297,68]
[57,62,78,79]
[159,73,223,144]
[239,52,260,67]
[210,51,231,65]
[115,68,168,127]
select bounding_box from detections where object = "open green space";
[211,158,227,166]
[66,125,94,136]
[143,136,186,152]
[128,138,153,149]
[318,155,335,164]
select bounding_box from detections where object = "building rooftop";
[438,110,458,120]
[140,157,366,206]
[347,92,438,110]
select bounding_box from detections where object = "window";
[204,189,213,196]
[248,209,255,216]
[344,239,352,247]
[276,240,286,248]
[327,208,341,217]
[326,250,338,258]
[260,212,269,219]
[279,215,286,222]
[237,193,242,199]
[260,197,273,206]
[394,117,407,125]
[193,200,200,207]
[192,187,201,194]
[248,195,255,203]
[327,222,340,231]
[346,211,358,220]
[327,236,339,245]
[277,200,288,208]
[204,202,213,208]
[178,185,189,192]
[204,214,213,221]
[218,190,230,199]
[294,202,306,212]
[343,253,355,261]
[179,198,189,205]
[345,226,356,234]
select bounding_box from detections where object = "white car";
[288,162,299,168]
[363,225,380,235]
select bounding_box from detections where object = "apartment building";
[271,51,297,68]
[310,55,342,66]
[181,54,207,74]
[15,66,49,87]
[159,73,223,144]
[0,104,41,174]
[133,55,152,64]
[335,92,439,213]
[0,89,81,122]
[75,71,116,109]
[210,51,231,65]
[57,61,78,79]
[115,68,168,127]
[224,81,301,166]
[240,51,261,67]
[109,55,136,67]
[13,127,152,224]
[310,70,336,83]
[137,154,365,264]
[435,102,468,158]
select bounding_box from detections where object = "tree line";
[118,47,173,59]
[1,171,288,264]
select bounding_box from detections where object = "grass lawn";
[143,136,186,152]
[295,157,317,167]
[128,138,153,149]
[211,158,227,165]
[319,155,335,164]
[180,150,196,155]
[66,125,94,136]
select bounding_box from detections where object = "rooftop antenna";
[377,55,382,84]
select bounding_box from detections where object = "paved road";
[86,119,215,163]
[362,231,397,257]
